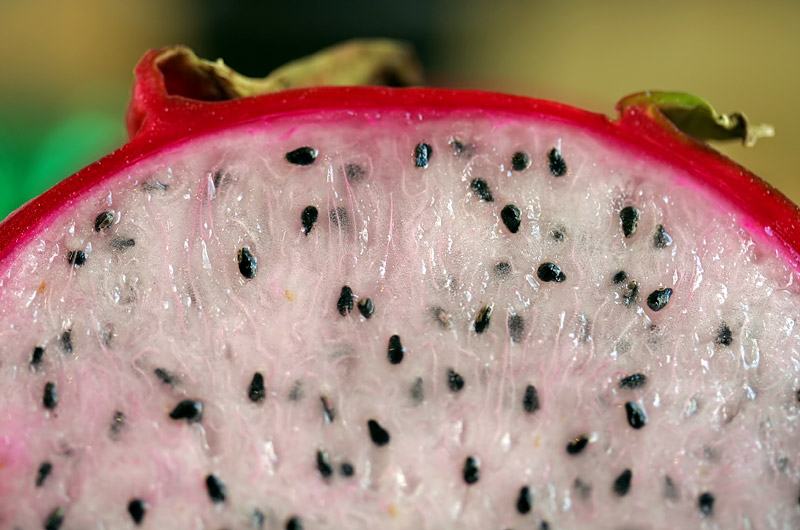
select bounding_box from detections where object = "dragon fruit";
[1,41,800,529]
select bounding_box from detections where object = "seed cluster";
[21,135,759,528]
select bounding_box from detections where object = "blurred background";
[1,0,797,220]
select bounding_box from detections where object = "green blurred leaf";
[0,111,124,220]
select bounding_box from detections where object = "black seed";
[337,285,354,316]
[237,247,257,279]
[169,399,203,422]
[289,380,304,401]
[448,369,465,392]
[154,367,177,386]
[44,506,64,530]
[664,475,680,500]
[248,372,266,403]
[329,206,349,230]
[36,461,52,487]
[317,450,333,478]
[410,377,424,402]
[501,204,522,233]
[286,516,304,530]
[653,224,673,248]
[100,323,115,347]
[94,211,115,232]
[612,270,628,284]
[357,298,375,319]
[110,237,136,251]
[622,281,639,306]
[494,261,511,278]
[43,381,58,410]
[508,314,525,343]
[205,474,226,503]
[613,469,632,496]
[463,456,480,484]
[388,334,404,365]
[698,492,715,516]
[549,228,565,241]
[250,509,265,529]
[432,306,453,329]
[67,250,86,267]
[449,138,475,156]
[646,287,673,312]
[566,434,589,455]
[540,522,550,530]
[474,305,493,333]
[142,180,167,191]
[340,462,355,477]
[367,419,390,446]
[344,163,366,182]
[414,142,432,168]
[574,477,592,500]
[523,384,540,413]
[511,151,531,171]
[517,485,533,514]
[716,324,733,346]
[60,329,72,354]
[128,499,147,525]
[537,262,566,283]
[31,345,45,367]
[213,170,224,188]
[321,395,335,423]
[625,401,647,429]
[619,206,640,238]
[548,147,567,177]
[301,206,318,235]
[470,178,494,202]
[619,373,647,389]
[286,146,318,166]
[110,410,125,436]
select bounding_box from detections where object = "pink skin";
[1,48,799,273]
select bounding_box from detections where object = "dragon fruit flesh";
[1,42,800,529]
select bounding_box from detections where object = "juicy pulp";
[1,108,799,529]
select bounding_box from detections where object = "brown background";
[1,0,797,206]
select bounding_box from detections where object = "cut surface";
[1,109,800,529]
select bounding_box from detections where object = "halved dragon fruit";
[1,41,800,529]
